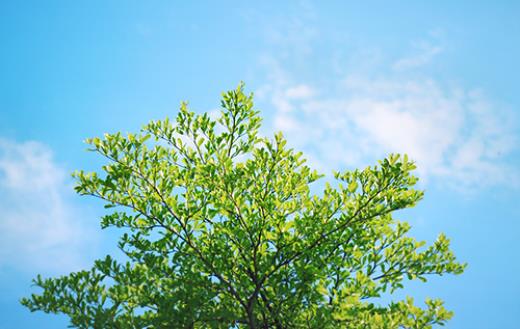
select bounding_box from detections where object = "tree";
[22,84,465,329]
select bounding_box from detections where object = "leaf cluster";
[22,83,465,329]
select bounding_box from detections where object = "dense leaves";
[22,84,465,328]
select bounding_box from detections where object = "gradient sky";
[1,1,519,328]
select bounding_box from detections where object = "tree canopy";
[22,84,465,328]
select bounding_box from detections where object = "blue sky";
[0,1,519,328]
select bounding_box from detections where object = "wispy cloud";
[252,7,518,192]
[393,40,443,71]
[261,75,517,191]
[0,139,98,274]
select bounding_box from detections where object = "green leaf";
[348,180,358,193]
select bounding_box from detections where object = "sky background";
[1,1,519,328]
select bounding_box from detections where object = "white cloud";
[0,139,98,274]
[393,41,443,71]
[248,4,518,192]
[285,84,315,100]
[250,7,520,191]
[257,65,518,192]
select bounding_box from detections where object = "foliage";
[21,84,465,328]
